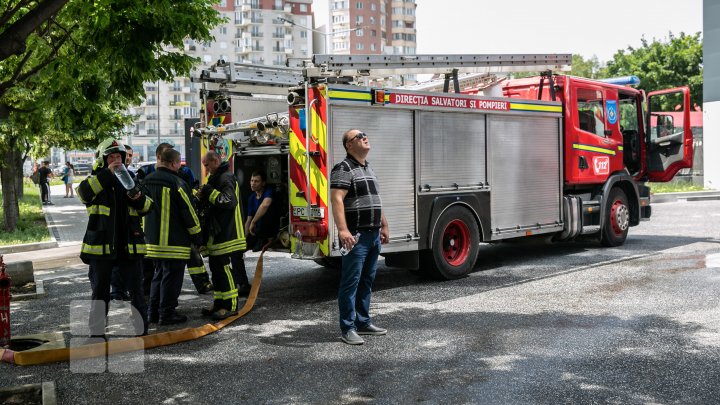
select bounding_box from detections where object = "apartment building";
[124,0,313,160]
[328,0,415,55]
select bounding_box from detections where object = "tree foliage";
[0,0,223,231]
[601,32,703,107]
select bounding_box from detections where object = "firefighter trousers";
[208,255,238,312]
[187,246,211,291]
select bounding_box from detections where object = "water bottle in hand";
[113,165,140,198]
[340,232,361,256]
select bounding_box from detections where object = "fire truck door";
[646,87,693,182]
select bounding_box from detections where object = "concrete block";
[5,260,35,286]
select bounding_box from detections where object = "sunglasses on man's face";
[348,132,368,143]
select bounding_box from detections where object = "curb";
[652,190,720,204]
[0,241,58,255]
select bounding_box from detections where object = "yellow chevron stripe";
[510,102,563,113]
[288,130,329,208]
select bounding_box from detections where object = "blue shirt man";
[245,171,278,252]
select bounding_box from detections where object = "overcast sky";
[313,0,703,64]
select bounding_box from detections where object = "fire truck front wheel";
[423,206,480,280]
[600,187,630,247]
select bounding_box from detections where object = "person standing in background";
[61,161,75,198]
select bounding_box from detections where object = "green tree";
[0,0,223,231]
[509,54,601,79]
[600,32,703,106]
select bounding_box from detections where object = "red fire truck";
[196,54,693,279]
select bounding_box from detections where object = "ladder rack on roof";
[193,62,304,95]
[194,54,572,91]
[289,53,572,79]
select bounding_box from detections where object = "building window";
[299,4,307,12]
[371,29,377,37]
[274,0,282,10]
[356,1,363,9]
[371,43,376,51]
[371,2,376,10]
[369,16,375,25]
[300,30,307,38]
[356,15,363,24]
[356,43,364,50]
[356,29,363,36]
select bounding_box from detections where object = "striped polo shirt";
[330,155,383,233]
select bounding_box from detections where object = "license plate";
[292,206,325,218]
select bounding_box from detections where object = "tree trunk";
[1,148,20,232]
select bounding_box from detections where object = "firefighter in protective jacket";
[142,148,203,324]
[77,138,154,336]
[197,150,247,320]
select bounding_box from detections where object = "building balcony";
[252,46,264,52]
[146,101,157,106]
[145,115,158,121]
[272,47,285,53]
[250,32,263,37]
[169,115,184,121]
[236,46,251,54]
[147,129,157,135]
[251,17,263,24]
[272,33,286,38]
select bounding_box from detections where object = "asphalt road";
[4,199,720,404]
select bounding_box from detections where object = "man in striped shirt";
[330,128,390,345]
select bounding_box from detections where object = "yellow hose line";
[6,250,266,366]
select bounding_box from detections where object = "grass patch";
[0,180,51,246]
[649,182,706,194]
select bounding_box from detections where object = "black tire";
[600,187,630,247]
[422,206,480,280]
[313,257,342,270]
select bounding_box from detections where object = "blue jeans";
[338,229,381,333]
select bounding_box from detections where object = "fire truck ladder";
[289,53,572,83]
[195,62,304,95]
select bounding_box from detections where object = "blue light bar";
[598,75,641,86]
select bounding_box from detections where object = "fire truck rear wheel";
[423,206,480,280]
[600,187,629,247]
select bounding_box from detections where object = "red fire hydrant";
[0,255,11,349]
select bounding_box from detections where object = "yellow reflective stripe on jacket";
[160,188,171,246]
[178,188,201,235]
[128,208,139,216]
[146,245,192,260]
[88,176,103,195]
[207,239,246,256]
[209,189,220,204]
[127,244,147,255]
[81,243,109,255]
[139,196,153,214]
[87,205,111,216]
[187,266,206,275]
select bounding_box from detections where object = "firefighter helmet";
[93,137,126,170]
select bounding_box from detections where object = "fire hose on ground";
[0,246,269,366]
